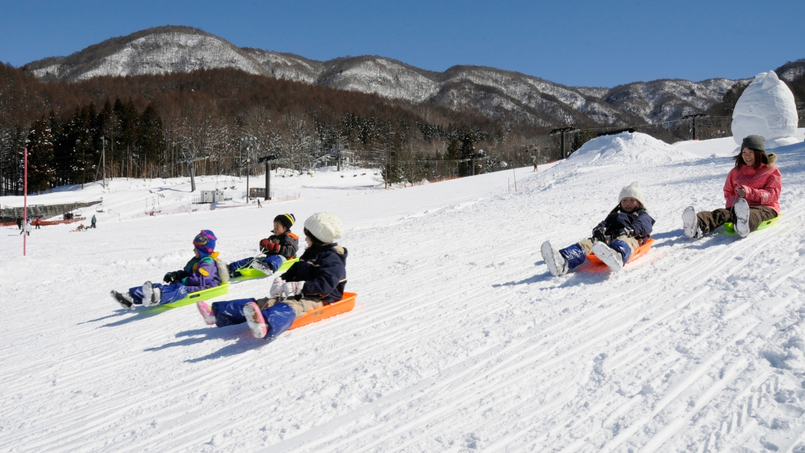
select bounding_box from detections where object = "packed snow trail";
[1,133,804,452]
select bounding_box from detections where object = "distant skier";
[111,230,224,309]
[91,214,96,228]
[20,219,32,236]
[542,181,655,275]
[197,212,347,341]
[682,135,781,239]
[34,217,41,229]
[227,213,299,278]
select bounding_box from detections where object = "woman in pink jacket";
[683,135,781,239]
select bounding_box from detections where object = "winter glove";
[163,271,181,283]
[592,225,607,243]
[269,277,285,298]
[281,281,305,298]
[259,239,279,253]
[614,227,634,238]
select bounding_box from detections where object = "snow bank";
[564,132,697,167]
[731,71,800,149]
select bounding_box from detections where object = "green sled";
[231,257,299,281]
[723,214,781,236]
[149,282,230,312]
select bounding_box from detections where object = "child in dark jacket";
[542,181,655,275]
[111,230,223,308]
[228,213,299,277]
[197,212,347,341]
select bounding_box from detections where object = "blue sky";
[1,0,803,88]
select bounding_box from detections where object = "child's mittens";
[164,271,180,283]
[282,281,305,297]
[614,227,634,238]
[259,239,280,253]
[259,238,271,252]
[592,225,607,242]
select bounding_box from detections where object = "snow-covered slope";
[1,132,804,452]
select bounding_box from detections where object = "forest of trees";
[1,63,554,195]
[2,60,803,195]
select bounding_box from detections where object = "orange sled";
[288,292,357,331]
[586,238,654,266]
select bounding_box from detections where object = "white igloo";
[731,71,800,149]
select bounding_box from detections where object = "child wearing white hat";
[198,212,348,341]
[541,181,655,274]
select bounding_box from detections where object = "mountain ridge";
[22,25,801,128]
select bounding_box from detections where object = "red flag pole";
[23,147,27,256]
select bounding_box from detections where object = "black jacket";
[282,243,347,303]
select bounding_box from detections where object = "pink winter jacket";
[723,160,782,214]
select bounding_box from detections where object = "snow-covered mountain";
[23,26,738,126]
[2,130,805,451]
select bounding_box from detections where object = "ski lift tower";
[258,154,279,200]
[549,126,578,159]
[180,154,210,192]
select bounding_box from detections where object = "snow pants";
[228,255,284,274]
[577,235,638,256]
[696,206,778,235]
[211,297,323,339]
[561,235,639,270]
[128,282,188,305]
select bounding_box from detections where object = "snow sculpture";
[731,71,800,149]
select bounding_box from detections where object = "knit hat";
[741,135,765,152]
[274,213,296,230]
[303,212,344,244]
[618,181,646,208]
[193,230,217,256]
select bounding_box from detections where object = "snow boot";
[541,241,568,277]
[733,198,751,238]
[592,241,625,272]
[252,255,284,275]
[682,206,703,239]
[197,300,217,325]
[242,302,268,338]
[111,290,133,309]
[141,282,161,307]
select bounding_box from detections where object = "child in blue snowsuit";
[197,212,347,341]
[227,213,299,278]
[542,181,655,275]
[111,230,223,308]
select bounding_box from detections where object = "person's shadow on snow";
[143,327,273,362]
[649,229,735,251]
[96,308,172,327]
[493,262,611,287]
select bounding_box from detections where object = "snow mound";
[732,71,799,149]
[565,132,697,167]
